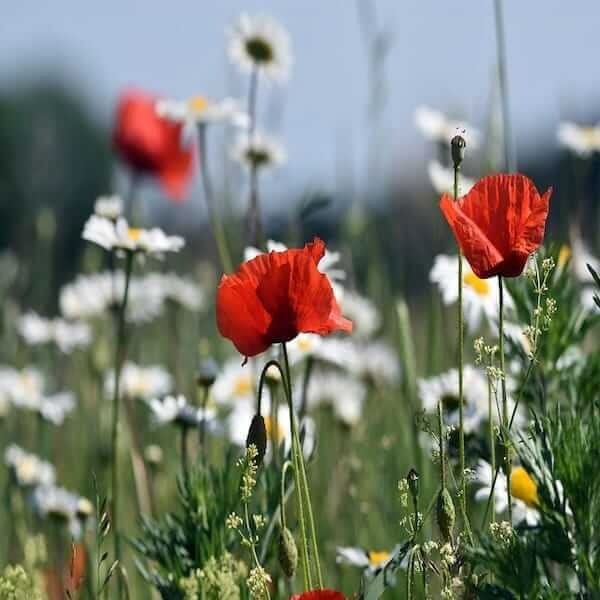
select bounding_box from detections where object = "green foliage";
[0,565,43,600]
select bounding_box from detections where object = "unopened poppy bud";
[246,415,267,466]
[450,134,466,169]
[436,488,455,543]
[407,468,420,501]
[196,358,218,388]
[278,526,298,578]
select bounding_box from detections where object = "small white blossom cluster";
[17,312,91,353]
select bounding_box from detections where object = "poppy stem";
[494,0,516,172]
[453,164,468,526]
[282,342,323,589]
[110,249,134,600]
[197,123,233,273]
[487,376,496,522]
[498,275,512,523]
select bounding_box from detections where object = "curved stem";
[498,275,512,523]
[197,124,233,273]
[280,460,293,530]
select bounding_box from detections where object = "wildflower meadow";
[2,3,600,599]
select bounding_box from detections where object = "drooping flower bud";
[407,468,420,502]
[436,488,456,543]
[246,415,267,466]
[450,134,466,169]
[196,358,219,388]
[278,526,298,578]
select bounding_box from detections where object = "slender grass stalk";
[453,162,467,522]
[487,377,496,521]
[246,67,263,247]
[437,400,446,491]
[494,0,515,173]
[197,123,233,273]
[110,250,133,599]
[180,427,189,478]
[282,343,323,589]
[198,386,209,459]
[497,275,512,523]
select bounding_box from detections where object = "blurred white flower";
[212,358,256,407]
[148,272,205,312]
[38,392,76,426]
[94,195,123,220]
[474,460,539,526]
[557,122,600,156]
[31,484,91,538]
[231,130,286,171]
[418,365,522,434]
[336,547,395,574]
[285,333,323,365]
[340,291,380,339]
[361,341,401,383]
[430,254,514,332]
[4,445,56,488]
[83,216,184,255]
[302,370,367,427]
[157,95,249,129]
[415,105,480,148]
[146,394,218,430]
[227,13,293,82]
[18,312,91,353]
[105,362,172,401]
[427,160,475,196]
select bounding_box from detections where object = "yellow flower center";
[463,271,490,296]
[264,415,285,443]
[232,374,252,397]
[368,551,390,567]
[188,96,209,114]
[582,126,600,147]
[127,228,143,242]
[558,245,571,268]
[510,466,539,507]
[297,337,314,352]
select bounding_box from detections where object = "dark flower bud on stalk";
[436,488,456,543]
[196,358,219,388]
[450,134,466,169]
[278,526,298,578]
[407,468,420,502]
[246,415,267,466]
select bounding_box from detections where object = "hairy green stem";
[487,377,496,522]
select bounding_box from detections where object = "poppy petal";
[440,194,504,279]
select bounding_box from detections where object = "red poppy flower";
[440,173,552,279]
[216,238,352,358]
[291,590,345,600]
[113,89,194,201]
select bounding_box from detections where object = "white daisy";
[37,392,76,426]
[154,273,205,312]
[302,370,367,427]
[0,366,44,410]
[83,216,185,255]
[17,312,91,353]
[157,95,249,129]
[430,254,514,332]
[285,333,323,366]
[105,362,172,401]
[145,394,218,430]
[474,460,539,526]
[4,445,56,488]
[227,13,293,83]
[427,160,475,196]
[340,291,380,339]
[231,130,287,171]
[211,358,256,407]
[336,547,394,574]
[94,195,123,220]
[31,484,91,538]
[414,105,480,148]
[557,122,600,157]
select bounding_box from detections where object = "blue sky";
[3,1,600,199]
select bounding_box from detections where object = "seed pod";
[196,358,218,388]
[407,468,420,501]
[450,134,466,169]
[278,526,298,578]
[436,488,456,543]
[246,415,267,466]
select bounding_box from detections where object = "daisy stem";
[197,124,233,273]
[247,66,264,247]
[494,0,516,172]
[110,250,133,599]
[453,163,467,523]
[282,342,323,589]
[498,275,512,523]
